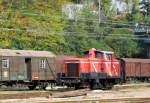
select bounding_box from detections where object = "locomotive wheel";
[108,83,113,89]
[105,82,113,90]
[90,82,103,90]
[103,81,110,90]
[75,84,80,90]
[28,85,36,90]
[93,83,99,89]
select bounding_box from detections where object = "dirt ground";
[0,83,150,103]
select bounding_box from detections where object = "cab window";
[96,52,103,59]
[84,52,89,58]
[106,53,111,60]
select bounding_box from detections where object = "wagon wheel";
[40,82,48,90]
[28,85,36,90]
[41,85,47,90]
[75,84,80,90]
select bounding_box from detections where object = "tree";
[64,7,112,56]
[104,29,142,57]
[64,5,142,57]
[0,0,143,58]
[0,0,70,54]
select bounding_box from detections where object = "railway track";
[0,88,89,99]
[0,90,49,99]
[1,89,149,103]
[0,84,150,103]
[48,98,150,103]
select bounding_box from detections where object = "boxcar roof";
[121,58,150,63]
[0,49,56,57]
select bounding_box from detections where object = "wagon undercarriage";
[0,80,56,90]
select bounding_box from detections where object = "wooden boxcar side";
[121,58,150,81]
[0,49,56,89]
[0,56,26,81]
[31,57,56,81]
[140,63,150,77]
[0,56,57,82]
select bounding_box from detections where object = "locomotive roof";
[84,50,114,54]
[0,49,56,57]
[84,48,114,54]
[100,51,114,54]
[122,58,150,63]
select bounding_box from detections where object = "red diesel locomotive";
[58,48,121,89]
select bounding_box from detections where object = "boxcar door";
[25,58,31,80]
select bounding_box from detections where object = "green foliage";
[101,0,112,18]
[144,16,150,23]
[64,5,142,57]
[0,0,143,58]
[0,0,70,54]
[105,24,141,57]
[63,7,112,56]
[104,29,141,57]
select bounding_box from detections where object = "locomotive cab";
[59,48,120,89]
[84,49,112,59]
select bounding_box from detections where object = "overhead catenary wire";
[0,10,149,41]
[0,11,149,34]
[0,20,149,34]
[0,11,149,24]
[0,28,148,41]
[0,27,141,36]
[0,14,149,39]
[0,17,149,32]
[16,13,150,26]
[0,27,147,37]
[0,33,148,41]
[0,11,150,27]
[0,18,134,29]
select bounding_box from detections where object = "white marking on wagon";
[105,62,112,76]
[92,62,98,72]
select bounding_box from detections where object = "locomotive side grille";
[67,63,79,77]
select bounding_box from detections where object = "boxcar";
[121,58,150,82]
[0,49,56,89]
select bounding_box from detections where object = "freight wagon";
[0,49,56,90]
[121,58,150,82]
